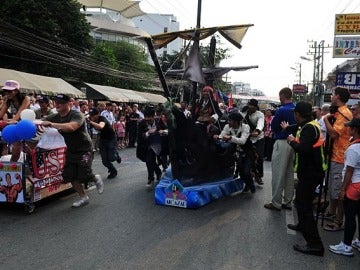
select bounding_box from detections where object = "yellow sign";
[335,13,360,35]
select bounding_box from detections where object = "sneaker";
[72,196,89,208]
[329,241,354,256]
[95,174,104,194]
[146,180,153,188]
[352,238,360,251]
[250,183,256,193]
[116,156,122,164]
[255,176,264,185]
[107,171,117,179]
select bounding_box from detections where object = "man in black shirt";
[88,108,120,179]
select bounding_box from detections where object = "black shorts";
[62,151,96,184]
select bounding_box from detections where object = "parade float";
[0,109,71,213]
[142,1,256,209]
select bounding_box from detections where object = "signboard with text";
[292,84,307,94]
[333,36,360,58]
[336,72,360,91]
[335,13,360,35]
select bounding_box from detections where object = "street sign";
[335,13,360,35]
[292,84,307,94]
[336,72,360,90]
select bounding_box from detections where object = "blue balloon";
[2,124,20,144]
[15,120,37,140]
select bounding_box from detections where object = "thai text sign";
[335,13,360,35]
[292,84,307,94]
[336,72,360,90]
[333,36,360,58]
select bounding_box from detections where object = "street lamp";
[300,56,312,61]
[290,63,302,84]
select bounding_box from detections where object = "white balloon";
[20,109,36,121]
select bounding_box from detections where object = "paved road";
[0,148,359,270]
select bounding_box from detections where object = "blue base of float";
[155,168,245,209]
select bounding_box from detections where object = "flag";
[216,90,229,102]
[228,93,233,107]
[28,147,66,179]
[183,41,205,84]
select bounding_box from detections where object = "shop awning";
[136,92,167,104]
[0,68,86,98]
[85,83,166,104]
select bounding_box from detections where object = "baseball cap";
[89,108,99,116]
[294,101,312,117]
[38,96,49,103]
[344,118,360,128]
[2,80,20,91]
[54,94,70,103]
[144,106,155,117]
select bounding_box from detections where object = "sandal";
[318,212,335,221]
[323,220,343,232]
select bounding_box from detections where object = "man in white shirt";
[100,102,116,126]
[241,99,265,185]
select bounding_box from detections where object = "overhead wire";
[0,20,160,84]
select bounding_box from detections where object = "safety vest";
[294,120,327,172]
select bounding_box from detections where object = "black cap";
[247,98,258,107]
[228,112,243,122]
[294,101,312,117]
[344,118,360,128]
[89,108,99,116]
[54,94,70,103]
[144,106,155,117]
[38,96,49,103]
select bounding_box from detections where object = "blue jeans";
[99,137,117,174]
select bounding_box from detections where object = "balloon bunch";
[1,109,37,143]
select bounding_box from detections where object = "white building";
[132,13,182,57]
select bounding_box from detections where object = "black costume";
[288,120,325,251]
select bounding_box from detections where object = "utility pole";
[306,40,330,106]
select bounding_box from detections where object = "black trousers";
[344,196,360,246]
[295,171,324,248]
[146,148,162,182]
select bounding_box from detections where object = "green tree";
[158,51,184,72]
[86,41,156,90]
[0,0,93,49]
[0,0,93,76]
[199,35,230,67]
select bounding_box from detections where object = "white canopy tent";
[78,0,145,18]
[85,83,166,104]
[0,68,86,98]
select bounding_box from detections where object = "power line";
[0,20,160,84]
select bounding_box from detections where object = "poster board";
[0,162,25,203]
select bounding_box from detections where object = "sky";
[139,0,360,97]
